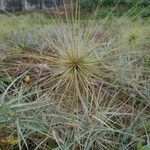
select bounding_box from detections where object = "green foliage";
[11,44,23,53]
[79,0,150,11]
[137,142,150,150]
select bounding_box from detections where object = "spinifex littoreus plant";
[0,0,150,149]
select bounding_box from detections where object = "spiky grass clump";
[43,24,101,96]
[55,49,97,91]
[120,22,150,48]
